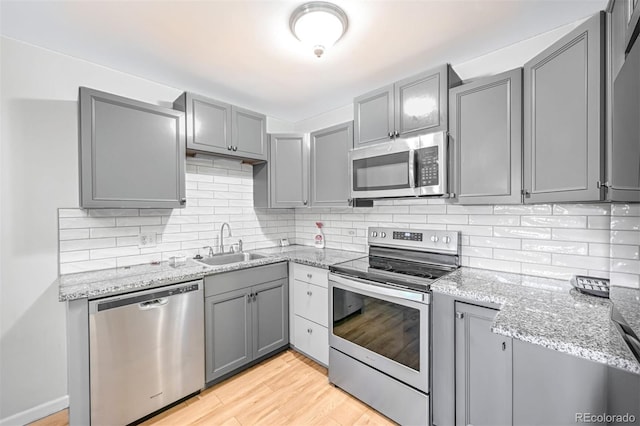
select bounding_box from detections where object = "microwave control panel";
[417,146,439,187]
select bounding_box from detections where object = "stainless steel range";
[328,227,460,426]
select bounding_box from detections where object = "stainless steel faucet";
[219,222,232,254]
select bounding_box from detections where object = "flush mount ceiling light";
[290,1,348,58]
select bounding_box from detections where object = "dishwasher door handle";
[138,298,169,310]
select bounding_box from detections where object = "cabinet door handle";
[502,342,507,351]
[388,132,393,139]
[307,273,312,279]
[455,312,464,319]
[228,145,233,150]
[394,130,400,138]
[306,290,312,296]
[232,146,238,151]
[307,328,313,334]
[247,293,252,303]
[303,200,308,205]
[253,293,257,302]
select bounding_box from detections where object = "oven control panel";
[368,227,459,254]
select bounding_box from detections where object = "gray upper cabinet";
[79,87,186,209]
[310,122,353,207]
[523,12,605,204]
[232,105,267,161]
[354,85,394,147]
[354,65,461,148]
[270,134,308,208]
[610,1,640,202]
[449,68,523,205]
[174,92,266,162]
[455,302,512,426]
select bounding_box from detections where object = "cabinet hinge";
[597,181,610,190]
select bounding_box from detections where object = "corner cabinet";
[204,262,288,384]
[310,121,353,207]
[523,12,605,203]
[449,68,523,205]
[174,92,266,162]
[79,87,186,208]
[454,302,512,426]
[354,65,461,147]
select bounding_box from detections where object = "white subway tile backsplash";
[90,227,140,238]
[588,216,612,229]
[469,215,519,226]
[494,204,552,215]
[611,204,640,216]
[88,209,139,217]
[611,217,640,231]
[521,264,587,280]
[469,258,521,274]
[446,205,494,215]
[610,230,640,245]
[494,226,551,240]
[493,249,552,264]
[59,251,90,263]
[115,217,161,227]
[522,239,588,255]
[552,254,610,271]
[428,215,468,224]
[611,245,640,260]
[60,238,115,252]
[91,246,140,260]
[552,229,610,243]
[409,205,447,214]
[470,236,521,249]
[59,229,90,241]
[553,204,610,216]
[60,217,115,229]
[521,216,587,228]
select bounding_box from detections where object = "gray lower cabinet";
[204,263,288,384]
[523,12,605,203]
[354,65,461,148]
[79,87,186,208]
[174,92,266,161]
[310,122,353,207]
[269,134,308,208]
[455,302,512,426]
[449,68,523,205]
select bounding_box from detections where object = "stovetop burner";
[329,227,461,293]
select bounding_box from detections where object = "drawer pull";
[306,290,313,296]
[307,328,313,334]
[307,273,313,279]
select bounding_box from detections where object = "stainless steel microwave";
[349,131,448,199]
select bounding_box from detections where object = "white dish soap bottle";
[314,222,325,249]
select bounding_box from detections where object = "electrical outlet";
[138,232,157,248]
[347,229,356,236]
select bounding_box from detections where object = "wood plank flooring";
[31,350,396,426]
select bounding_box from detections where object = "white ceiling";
[0,0,608,122]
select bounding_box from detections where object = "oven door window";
[332,287,421,371]
[353,152,411,191]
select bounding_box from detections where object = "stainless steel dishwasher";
[89,280,204,426]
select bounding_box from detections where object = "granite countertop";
[432,267,640,374]
[57,245,366,301]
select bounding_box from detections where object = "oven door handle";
[408,149,416,188]
[329,273,426,303]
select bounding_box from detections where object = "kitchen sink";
[194,252,267,266]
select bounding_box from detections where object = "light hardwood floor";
[31,350,396,426]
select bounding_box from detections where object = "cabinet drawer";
[293,280,328,327]
[293,315,328,365]
[292,264,328,288]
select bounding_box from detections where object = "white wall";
[0,36,294,424]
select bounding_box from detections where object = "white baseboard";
[0,395,68,426]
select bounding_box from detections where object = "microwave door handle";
[408,149,416,188]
